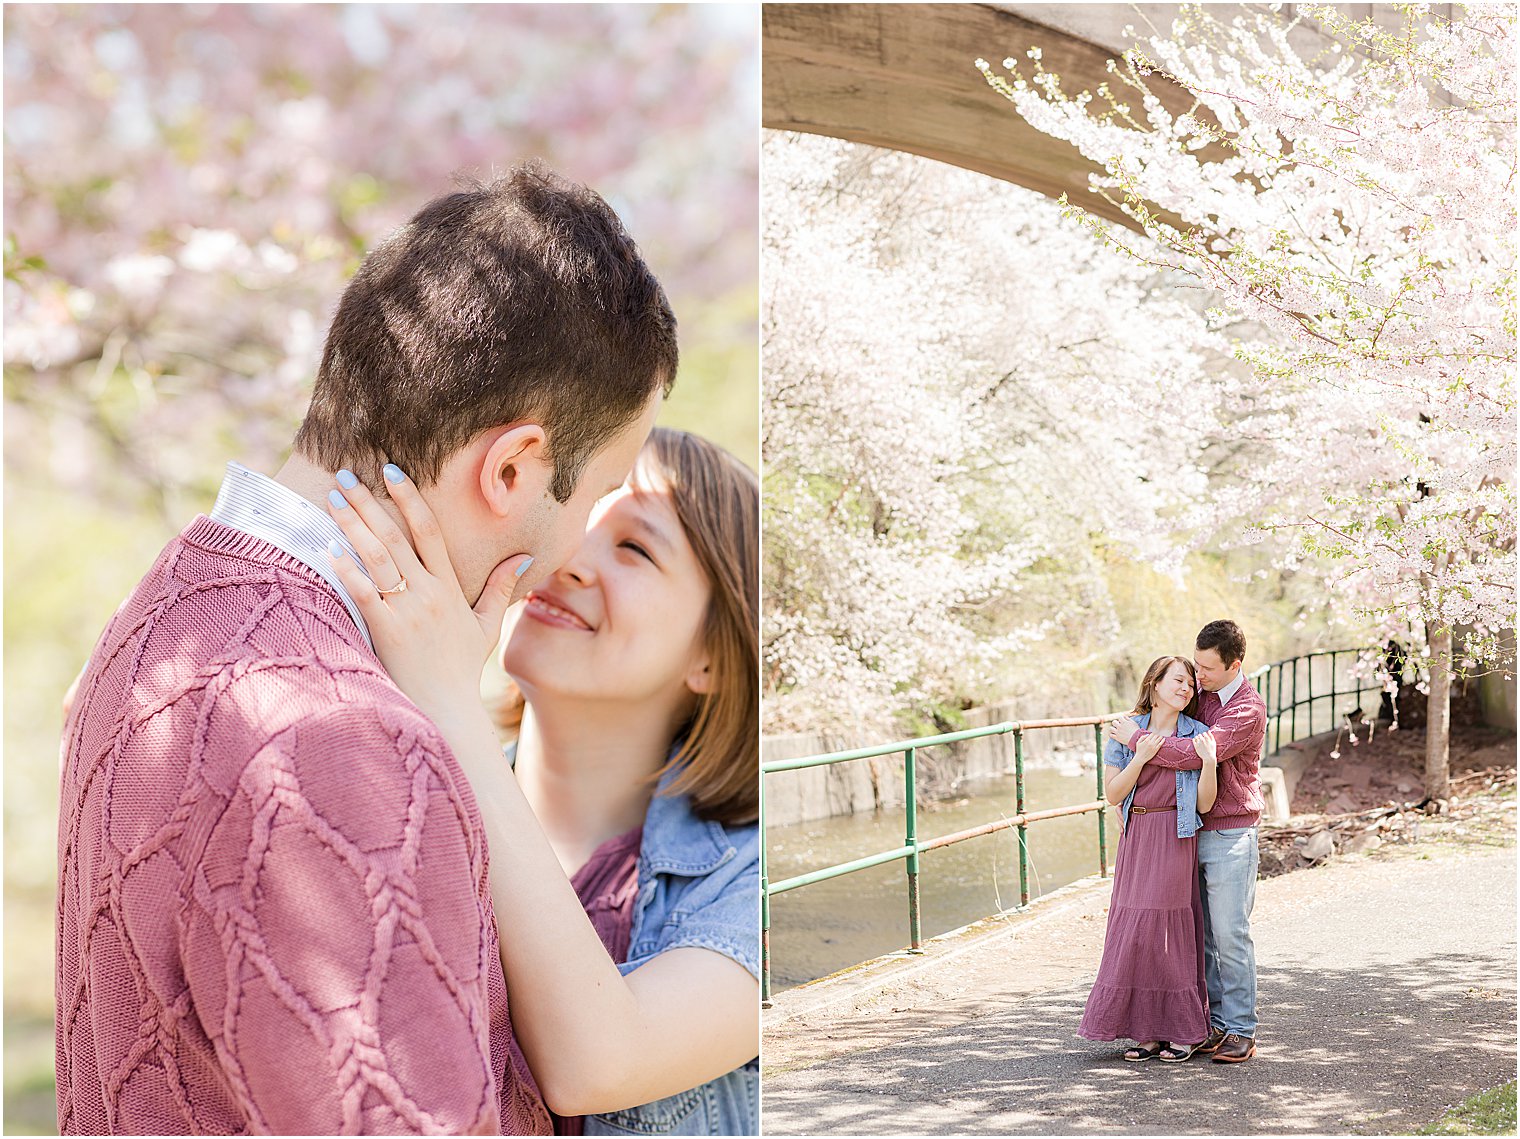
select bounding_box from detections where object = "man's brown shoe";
[1211,1033,1256,1063]
[1195,1026,1228,1056]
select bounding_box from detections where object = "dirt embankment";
[1259,721,1515,877]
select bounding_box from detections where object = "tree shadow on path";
[762,948,1517,1135]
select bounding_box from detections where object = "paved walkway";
[762,842,1517,1135]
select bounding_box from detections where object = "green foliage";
[899,703,971,741]
[656,282,760,472]
[3,234,47,283]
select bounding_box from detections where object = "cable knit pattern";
[56,516,551,1136]
[1144,678,1268,829]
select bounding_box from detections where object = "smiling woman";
[507,451,716,716]
[1079,656,1216,1062]
[8,6,759,1134]
[321,426,762,1134]
[506,427,761,827]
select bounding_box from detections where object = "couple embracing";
[57,165,758,1134]
[1079,620,1268,1066]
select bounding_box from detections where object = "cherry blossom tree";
[4,4,759,523]
[977,2,1516,798]
[763,131,1234,733]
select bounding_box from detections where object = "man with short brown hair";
[292,161,679,601]
[56,163,676,1134]
[1107,618,1267,1064]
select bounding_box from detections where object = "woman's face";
[1152,660,1196,713]
[501,468,712,714]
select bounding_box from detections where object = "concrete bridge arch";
[761,3,1437,229]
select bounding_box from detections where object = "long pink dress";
[1078,760,1209,1044]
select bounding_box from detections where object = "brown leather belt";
[1130,805,1178,814]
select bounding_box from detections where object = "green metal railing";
[760,647,1386,1004]
[1252,647,1387,758]
[760,715,1114,1004]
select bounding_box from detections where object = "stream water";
[766,760,1107,992]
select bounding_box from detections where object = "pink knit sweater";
[1137,678,1268,829]
[56,516,551,1135]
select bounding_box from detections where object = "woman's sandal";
[1122,1042,1163,1062]
[1158,1042,1198,1063]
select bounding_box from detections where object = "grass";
[1418,1081,1518,1135]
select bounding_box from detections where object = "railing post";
[1094,722,1109,878]
[1307,653,1315,735]
[1329,651,1338,731]
[1266,664,1274,753]
[904,746,922,951]
[1280,661,1287,750]
[1268,663,1276,752]
[760,772,771,1006]
[1264,666,1276,745]
[1261,666,1271,755]
[1278,661,1286,752]
[1291,657,1299,744]
[1015,728,1029,907]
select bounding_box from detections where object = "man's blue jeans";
[1197,825,1259,1037]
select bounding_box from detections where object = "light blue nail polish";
[383,463,405,484]
[328,539,344,559]
[515,556,535,578]
[328,489,349,509]
[336,469,358,490]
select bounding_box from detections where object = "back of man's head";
[294,161,678,502]
[1196,619,1247,667]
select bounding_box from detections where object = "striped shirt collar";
[208,461,374,650]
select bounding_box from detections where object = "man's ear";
[479,423,550,519]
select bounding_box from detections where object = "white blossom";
[103,253,174,303]
[763,132,1230,732]
[976,3,1516,676]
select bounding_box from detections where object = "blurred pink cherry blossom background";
[3,6,758,1129]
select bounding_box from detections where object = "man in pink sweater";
[1106,619,1267,1064]
[56,163,676,1134]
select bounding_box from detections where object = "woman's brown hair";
[639,428,759,824]
[1131,656,1201,720]
[494,426,758,825]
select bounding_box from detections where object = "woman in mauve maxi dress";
[1079,656,1218,1061]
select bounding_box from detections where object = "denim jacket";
[1103,712,1210,839]
[582,765,759,1137]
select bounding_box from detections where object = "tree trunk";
[1424,624,1452,802]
